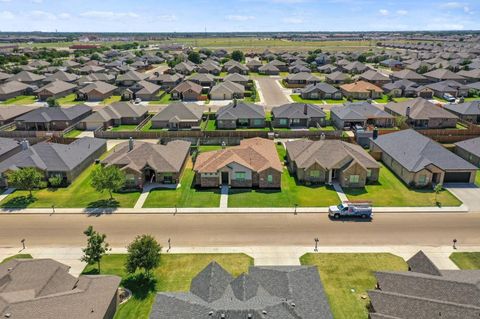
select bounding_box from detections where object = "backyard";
[343,164,462,207]
[1,95,37,105]
[82,253,253,319]
[300,253,408,319]
[109,125,139,132]
[449,252,480,269]
[0,162,140,209]
[143,166,221,208]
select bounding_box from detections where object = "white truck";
[328,201,373,219]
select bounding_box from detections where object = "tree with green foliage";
[46,97,59,107]
[231,50,244,62]
[81,226,110,273]
[125,234,161,275]
[48,175,63,187]
[90,165,126,200]
[7,168,45,197]
[188,51,201,64]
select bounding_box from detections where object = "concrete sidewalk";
[2,245,476,275]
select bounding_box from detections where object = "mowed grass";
[0,163,140,209]
[143,165,220,208]
[109,125,138,132]
[102,95,122,105]
[63,129,83,138]
[82,253,253,319]
[343,164,462,207]
[1,95,37,105]
[476,171,480,186]
[450,252,480,269]
[56,93,79,106]
[1,254,32,264]
[149,93,172,105]
[228,144,339,207]
[300,253,407,319]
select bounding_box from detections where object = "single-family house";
[0,137,106,186]
[80,102,148,130]
[331,102,395,128]
[284,72,321,88]
[102,139,191,187]
[246,59,262,72]
[271,103,326,128]
[116,70,148,87]
[0,105,38,126]
[443,101,480,123]
[171,81,203,101]
[147,73,183,90]
[384,97,458,128]
[455,136,480,167]
[423,68,465,83]
[325,71,350,84]
[122,80,161,101]
[258,63,280,75]
[77,81,118,101]
[150,102,203,130]
[8,71,45,85]
[223,73,249,86]
[194,138,283,189]
[390,69,428,84]
[359,70,390,86]
[300,83,342,100]
[35,80,77,101]
[286,139,380,187]
[0,81,34,101]
[210,81,245,100]
[342,61,369,74]
[15,104,92,131]
[425,80,470,98]
[382,80,420,97]
[216,101,265,129]
[370,129,477,186]
[187,73,216,87]
[340,81,383,100]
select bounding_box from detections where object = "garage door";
[444,172,472,183]
[85,122,103,131]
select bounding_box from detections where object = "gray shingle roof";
[301,83,339,94]
[150,263,333,319]
[217,101,265,120]
[15,105,91,123]
[0,137,105,173]
[272,103,326,119]
[371,129,477,172]
[385,97,457,120]
[82,101,147,123]
[331,102,393,121]
[455,136,480,158]
[151,102,203,122]
[444,100,480,116]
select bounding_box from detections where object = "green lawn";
[57,93,79,106]
[149,93,172,105]
[1,254,32,264]
[373,95,389,103]
[204,119,217,131]
[198,145,223,152]
[101,95,122,105]
[110,125,138,132]
[324,98,348,104]
[1,95,37,105]
[139,121,167,132]
[393,97,413,102]
[300,253,408,319]
[143,167,220,208]
[228,168,339,207]
[476,171,480,187]
[290,94,326,104]
[0,163,140,209]
[343,164,462,207]
[63,129,83,138]
[82,253,253,319]
[449,252,480,269]
[463,97,480,102]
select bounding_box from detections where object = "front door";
[221,172,229,185]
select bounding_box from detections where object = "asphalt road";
[0,213,479,248]
[255,77,291,108]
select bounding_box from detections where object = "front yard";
[148,93,172,105]
[0,163,140,209]
[228,168,339,207]
[101,95,122,105]
[143,167,220,208]
[82,253,253,319]
[343,164,462,207]
[290,94,344,105]
[476,171,480,186]
[57,93,79,106]
[300,253,407,319]
[449,252,480,269]
[1,95,37,105]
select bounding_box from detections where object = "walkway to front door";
[220,185,229,208]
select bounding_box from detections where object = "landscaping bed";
[300,253,407,319]
[82,253,253,319]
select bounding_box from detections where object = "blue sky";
[0,0,478,32]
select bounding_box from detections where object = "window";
[235,172,246,181]
[253,119,263,126]
[418,175,427,185]
[279,119,288,125]
[310,170,320,178]
[292,118,300,124]
[267,175,273,183]
[349,175,360,184]
[367,169,372,178]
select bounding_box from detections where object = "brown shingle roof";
[340,81,383,93]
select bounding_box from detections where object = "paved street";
[255,76,291,109]
[0,212,479,248]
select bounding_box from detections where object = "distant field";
[8,37,416,52]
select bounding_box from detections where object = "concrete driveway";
[444,183,480,211]
[256,76,291,109]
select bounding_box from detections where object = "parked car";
[328,201,372,219]
[443,93,455,103]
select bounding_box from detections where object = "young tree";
[46,97,59,107]
[188,51,201,64]
[7,168,45,197]
[231,50,244,62]
[48,175,63,188]
[434,183,443,206]
[125,234,161,276]
[90,166,126,200]
[81,226,110,273]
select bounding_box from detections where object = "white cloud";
[58,13,71,19]
[226,15,255,21]
[29,10,57,20]
[80,11,140,19]
[282,17,303,24]
[0,11,14,19]
[379,9,389,16]
[440,2,463,8]
[396,9,408,16]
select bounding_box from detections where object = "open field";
[450,252,480,269]
[301,253,407,319]
[82,253,253,319]
[344,164,461,207]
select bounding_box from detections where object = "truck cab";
[328,201,372,219]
